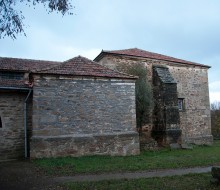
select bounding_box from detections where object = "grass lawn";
[65,173,219,190]
[33,140,220,176]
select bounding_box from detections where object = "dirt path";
[0,160,217,190]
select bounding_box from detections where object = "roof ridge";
[103,47,138,53]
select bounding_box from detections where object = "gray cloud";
[0,0,220,101]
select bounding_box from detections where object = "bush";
[117,63,154,131]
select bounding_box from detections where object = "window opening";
[178,98,185,111]
[0,116,2,128]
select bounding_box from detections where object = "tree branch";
[0,0,72,39]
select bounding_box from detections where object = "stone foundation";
[30,132,140,158]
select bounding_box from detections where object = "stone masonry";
[0,92,26,160]
[30,75,139,158]
[95,51,213,145]
[1,56,140,159]
[168,64,212,144]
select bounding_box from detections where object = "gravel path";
[0,160,217,190]
[54,166,212,183]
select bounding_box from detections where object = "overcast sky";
[0,0,220,103]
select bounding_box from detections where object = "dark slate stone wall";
[152,66,181,145]
[30,75,139,158]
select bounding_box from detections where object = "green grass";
[65,173,219,190]
[33,140,220,176]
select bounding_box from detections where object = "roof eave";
[93,50,105,62]
[32,72,137,80]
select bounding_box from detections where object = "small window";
[0,116,2,128]
[178,98,185,111]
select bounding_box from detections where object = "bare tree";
[211,101,220,139]
[0,0,73,39]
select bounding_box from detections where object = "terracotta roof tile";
[0,56,136,80]
[36,56,136,79]
[0,57,61,72]
[0,57,63,89]
[94,48,210,68]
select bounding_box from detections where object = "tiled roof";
[0,56,136,80]
[0,57,61,72]
[36,56,136,79]
[0,57,61,89]
[0,55,135,89]
[94,48,210,68]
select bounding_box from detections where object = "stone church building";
[94,48,213,148]
[0,48,213,160]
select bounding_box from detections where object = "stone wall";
[97,55,213,145]
[30,75,140,158]
[167,65,212,144]
[0,91,32,160]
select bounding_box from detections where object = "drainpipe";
[24,89,32,159]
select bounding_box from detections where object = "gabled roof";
[94,48,210,68]
[36,56,136,79]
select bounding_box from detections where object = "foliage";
[117,63,153,130]
[211,101,220,139]
[65,173,219,190]
[33,140,220,176]
[0,0,72,39]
